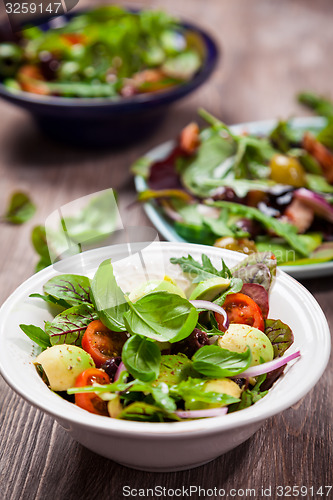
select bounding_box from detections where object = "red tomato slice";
[81,320,128,368]
[215,292,265,331]
[75,368,110,416]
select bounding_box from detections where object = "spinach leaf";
[265,319,294,358]
[170,378,239,408]
[123,291,198,343]
[228,374,268,412]
[3,192,36,224]
[19,324,51,350]
[170,254,232,283]
[43,274,92,306]
[192,345,252,378]
[119,402,180,422]
[45,303,97,346]
[209,201,309,257]
[122,335,161,382]
[91,259,128,332]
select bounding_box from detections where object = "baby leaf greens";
[122,335,161,382]
[170,254,232,282]
[45,304,97,346]
[192,345,252,377]
[43,274,92,306]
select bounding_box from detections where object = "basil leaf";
[170,378,239,408]
[91,259,128,332]
[43,274,92,306]
[170,254,232,283]
[3,192,36,224]
[19,324,51,350]
[119,402,180,422]
[192,345,252,377]
[122,335,161,382]
[29,293,70,309]
[123,291,198,342]
[46,303,97,346]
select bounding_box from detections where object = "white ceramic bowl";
[0,242,330,472]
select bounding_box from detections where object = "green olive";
[0,43,23,77]
[269,154,306,187]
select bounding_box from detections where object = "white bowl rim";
[0,241,330,437]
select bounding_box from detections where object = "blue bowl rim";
[0,8,220,109]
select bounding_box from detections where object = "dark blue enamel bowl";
[0,12,219,147]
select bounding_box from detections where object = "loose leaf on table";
[19,324,51,350]
[43,274,92,306]
[209,201,309,257]
[3,192,36,224]
[123,291,198,343]
[122,335,161,382]
[91,259,128,332]
[45,303,97,346]
[170,254,232,283]
[264,319,294,358]
[192,345,252,378]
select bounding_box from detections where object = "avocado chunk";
[35,344,95,391]
[218,323,274,366]
[189,277,230,301]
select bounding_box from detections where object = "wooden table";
[0,0,332,498]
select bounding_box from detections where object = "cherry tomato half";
[215,293,265,332]
[81,320,128,368]
[75,368,110,416]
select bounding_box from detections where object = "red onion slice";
[294,188,333,222]
[237,350,301,378]
[189,300,229,330]
[114,361,126,382]
[175,407,228,419]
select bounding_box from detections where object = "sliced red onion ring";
[189,300,229,331]
[294,188,333,222]
[114,361,126,382]
[237,350,301,378]
[175,407,228,419]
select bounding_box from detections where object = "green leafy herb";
[213,278,243,306]
[29,293,70,309]
[31,225,52,272]
[45,303,97,346]
[119,402,180,422]
[170,378,239,409]
[19,324,51,350]
[192,345,252,378]
[123,291,198,343]
[43,274,92,306]
[122,335,161,382]
[228,374,268,412]
[91,259,128,332]
[170,254,232,283]
[3,192,36,224]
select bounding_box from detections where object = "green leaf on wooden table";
[3,192,36,224]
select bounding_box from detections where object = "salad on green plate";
[133,92,333,274]
[21,251,300,422]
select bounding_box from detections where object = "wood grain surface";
[0,1,332,499]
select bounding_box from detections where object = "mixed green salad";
[21,251,300,422]
[0,6,203,98]
[133,93,333,266]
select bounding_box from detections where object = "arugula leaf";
[264,319,294,358]
[43,274,92,306]
[91,259,128,332]
[170,378,239,409]
[208,201,309,257]
[122,335,161,382]
[192,345,252,378]
[123,291,198,343]
[19,324,51,350]
[170,254,232,283]
[45,303,97,346]
[298,91,333,118]
[3,192,36,224]
[228,374,268,412]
